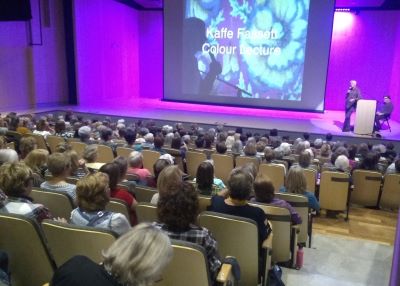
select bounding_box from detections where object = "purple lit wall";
[325,11,400,121]
[73,0,140,107]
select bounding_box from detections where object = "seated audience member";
[252,174,302,225]
[71,172,130,235]
[154,181,222,281]
[357,151,383,173]
[99,127,117,152]
[171,136,187,159]
[78,126,95,144]
[127,151,152,183]
[256,141,267,158]
[216,141,228,154]
[0,162,51,222]
[113,156,136,187]
[16,117,32,135]
[24,149,49,187]
[40,152,77,202]
[19,136,37,159]
[83,144,99,164]
[0,149,19,166]
[243,141,257,157]
[152,136,166,155]
[386,158,400,175]
[209,167,272,251]
[65,150,89,178]
[142,133,155,149]
[51,223,173,286]
[146,158,171,188]
[150,165,183,205]
[335,155,350,173]
[193,161,225,196]
[280,166,320,211]
[54,120,74,138]
[347,144,358,170]
[231,140,243,155]
[99,162,138,225]
[33,118,53,138]
[123,128,142,151]
[374,95,393,131]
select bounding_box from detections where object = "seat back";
[198,195,212,214]
[142,150,161,175]
[41,220,117,267]
[351,170,382,207]
[186,151,207,178]
[116,146,134,158]
[69,141,87,158]
[96,144,115,163]
[156,240,211,286]
[380,174,400,209]
[0,214,56,286]
[211,153,234,184]
[259,164,285,192]
[134,185,158,202]
[198,211,259,286]
[303,168,317,194]
[235,156,260,169]
[46,135,65,153]
[250,204,295,265]
[319,171,350,211]
[30,188,75,219]
[163,147,185,172]
[136,203,158,223]
[275,193,310,246]
[106,198,131,224]
[25,133,49,151]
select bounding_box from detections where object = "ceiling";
[117,0,400,10]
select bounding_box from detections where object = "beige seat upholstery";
[134,185,158,202]
[186,151,207,179]
[303,168,317,194]
[136,202,158,223]
[211,153,234,184]
[235,156,260,169]
[30,188,75,219]
[116,146,134,158]
[0,214,56,286]
[198,195,212,214]
[351,170,382,207]
[380,173,400,209]
[142,150,161,175]
[198,211,272,286]
[106,198,131,225]
[69,141,87,158]
[319,171,350,220]
[259,163,285,192]
[96,144,115,163]
[41,220,117,267]
[46,135,65,153]
[156,240,234,286]
[275,193,311,247]
[250,204,298,267]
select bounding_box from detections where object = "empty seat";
[380,173,400,209]
[186,151,207,179]
[30,188,75,219]
[142,150,161,175]
[211,153,234,184]
[259,163,285,192]
[136,203,158,223]
[351,170,382,207]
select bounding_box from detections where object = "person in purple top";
[251,174,302,225]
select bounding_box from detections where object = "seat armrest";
[217,263,233,285]
[262,233,273,249]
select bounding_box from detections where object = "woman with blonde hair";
[70,172,130,235]
[51,223,172,286]
[24,148,49,187]
[280,166,320,211]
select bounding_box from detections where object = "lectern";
[354,99,377,135]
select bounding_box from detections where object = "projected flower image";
[185,0,310,101]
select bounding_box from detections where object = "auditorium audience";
[51,223,172,286]
[127,151,152,183]
[0,162,51,222]
[71,172,130,235]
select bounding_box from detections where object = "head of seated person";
[0,162,33,199]
[196,161,214,195]
[216,141,227,154]
[113,156,128,182]
[47,152,72,180]
[157,165,184,198]
[76,172,110,212]
[99,163,121,191]
[51,223,173,286]
[124,128,137,146]
[298,151,311,168]
[0,149,19,167]
[335,155,350,172]
[285,166,307,195]
[99,127,113,142]
[244,142,257,157]
[19,136,37,159]
[359,151,380,171]
[227,167,253,202]
[253,174,275,203]
[83,144,98,163]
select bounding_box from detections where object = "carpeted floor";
[282,234,393,286]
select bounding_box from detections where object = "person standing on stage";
[342,80,362,132]
[374,95,393,131]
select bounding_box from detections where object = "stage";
[29,98,400,144]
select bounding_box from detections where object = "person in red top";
[99,162,138,225]
[127,151,152,183]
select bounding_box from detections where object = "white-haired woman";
[50,223,173,286]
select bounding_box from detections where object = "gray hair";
[103,223,172,286]
[83,144,98,163]
[335,155,349,172]
[0,149,19,166]
[129,151,143,168]
[144,133,154,143]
